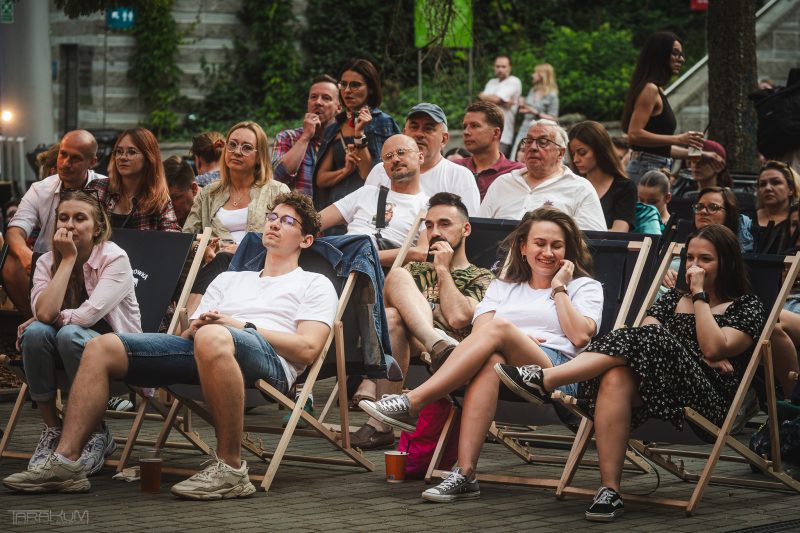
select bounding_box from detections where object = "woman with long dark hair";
[18,190,141,476]
[753,160,800,254]
[497,224,765,522]
[360,207,603,503]
[622,32,722,183]
[569,121,637,232]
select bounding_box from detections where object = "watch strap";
[551,285,568,299]
[243,322,257,330]
[691,291,709,303]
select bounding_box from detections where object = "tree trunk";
[707,0,759,174]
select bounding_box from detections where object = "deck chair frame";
[553,242,800,515]
[424,236,656,486]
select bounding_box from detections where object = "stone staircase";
[666,0,800,134]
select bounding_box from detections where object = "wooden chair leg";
[0,383,28,459]
[424,406,457,482]
[556,417,594,499]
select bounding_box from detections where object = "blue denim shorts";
[626,152,673,184]
[540,346,578,397]
[118,326,289,395]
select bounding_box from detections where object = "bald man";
[2,130,105,316]
[320,134,430,267]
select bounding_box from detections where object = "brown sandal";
[429,340,456,373]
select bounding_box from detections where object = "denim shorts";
[540,346,578,397]
[626,152,673,184]
[117,326,289,395]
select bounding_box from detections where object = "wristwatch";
[691,291,709,303]
[551,285,568,299]
[353,134,368,148]
[243,322,257,330]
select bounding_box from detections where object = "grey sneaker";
[79,423,117,476]
[28,424,62,470]
[3,453,90,493]
[170,457,256,500]
[422,467,480,503]
[358,394,417,432]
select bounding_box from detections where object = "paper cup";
[385,451,408,483]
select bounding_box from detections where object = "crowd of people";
[1,29,799,524]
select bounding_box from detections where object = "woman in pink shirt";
[20,190,141,476]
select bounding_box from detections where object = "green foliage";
[512,24,638,121]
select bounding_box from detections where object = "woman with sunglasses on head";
[496,224,765,522]
[622,31,723,183]
[313,59,400,232]
[753,160,800,254]
[183,121,290,315]
[16,190,141,477]
[91,128,180,231]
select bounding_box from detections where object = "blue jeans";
[626,152,673,184]
[540,346,578,397]
[21,322,100,402]
[117,326,289,395]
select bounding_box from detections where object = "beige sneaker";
[170,457,256,500]
[3,453,90,493]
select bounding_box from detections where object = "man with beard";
[479,120,606,231]
[320,134,430,268]
[478,55,522,157]
[272,75,341,196]
[365,103,480,215]
[348,192,494,449]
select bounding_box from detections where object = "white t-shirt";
[365,158,480,216]
[473,277,603,359]
[478,166,607,231]
[215,206,248,244]
[483,76,522,145]
[333,185,429,247]
[192,268,338,386]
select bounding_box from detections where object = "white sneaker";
[171,455,256,500]
[79,423,117,476]
[4,453,90,493]
[107,396,134,412]
[28,425,62,470]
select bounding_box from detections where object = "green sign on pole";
[414,0,472,49]
[0,0,14,24]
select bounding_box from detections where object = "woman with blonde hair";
[361,207,603,503]
[184,121,290,312]
[512,63,560,155]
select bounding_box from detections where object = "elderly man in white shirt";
[365,103,480,216]
[2,130,105,316]
[478,120,606,231]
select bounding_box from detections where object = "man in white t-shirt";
[478,56,522,157]
[320,134,430,267]
[479,120,607,231]
[4,192,338,500]
[365,103,480,215]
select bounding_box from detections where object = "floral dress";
[579,289,765,430]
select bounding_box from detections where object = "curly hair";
[272,192,320,236]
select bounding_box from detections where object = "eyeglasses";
[381,148,419,162]
[692,202,726,214]
[338,80,364,91]
[226,140,256,156]
[114,148,142,158]
[671,50,685,59]
[519,137,562,151]
[265,212,300,228]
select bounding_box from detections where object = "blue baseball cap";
[407,103,448,128]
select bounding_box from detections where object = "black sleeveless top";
[631,90,676,158]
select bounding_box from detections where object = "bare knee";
[598,366,636,396]
[81,334,128,376]
[194,325,235,365]
[385,307,406,333]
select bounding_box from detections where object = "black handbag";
[374,185,398,250]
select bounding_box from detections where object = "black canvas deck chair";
[0,228,211,466]
[423,229,657,487]
[151,234,386,492]
[552,242,800,515]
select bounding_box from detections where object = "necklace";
[231,185,248,207]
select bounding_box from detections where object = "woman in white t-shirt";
[361,207,602,502]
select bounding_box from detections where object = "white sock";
[54,452,78,465]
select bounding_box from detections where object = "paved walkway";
[0,381,798,532]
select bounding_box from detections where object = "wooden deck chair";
[0,228,211,467]
[552,243,800,515]
[152,235,384,491]
[424,232,656,487]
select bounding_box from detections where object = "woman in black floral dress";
[495,224,766,522]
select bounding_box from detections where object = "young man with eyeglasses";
[3,192,338,499]
[478,120,606,231]
[2,130,105,317]
[364,103,480,215]
[319,134,431,267]
[272,75,341,196]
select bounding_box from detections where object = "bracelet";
[551,285,568,299]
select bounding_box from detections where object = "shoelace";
[594,488,617,505]
[438,470,467,491]
[377,394,408,413]
[192,452,227,481]
[518,365,543,385]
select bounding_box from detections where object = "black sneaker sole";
[494,363,547,405]
[585,508,624,522]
